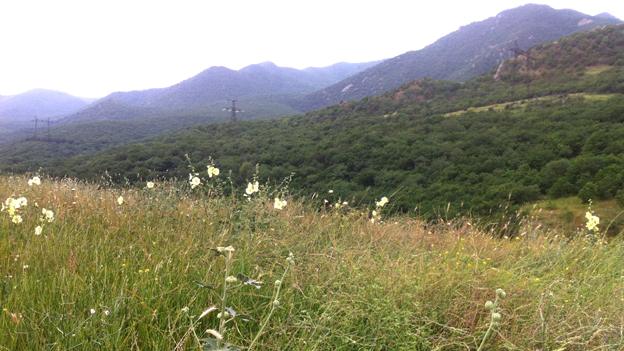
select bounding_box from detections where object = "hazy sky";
[1,0,622,98]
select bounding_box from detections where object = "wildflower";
[28,176,41,186]
[34,226,43,236]
[375,196,389,208]
[286,252,295,265]
[207,165,220,178]
[273,197,287,210]
[245,181,259,195]
[89,308,96,315]
[225,275,238,283]
[585,211,599,231]
[103,310,110,316]
[189,175,201,189]
[146,181,155,189]
[328,190,334,194]
[117,196,124,206]
[42,208,54,222]
[12,215,23,224]
[216,246,235,253]
[274,279,282,287]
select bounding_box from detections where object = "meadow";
[1,174,623,350]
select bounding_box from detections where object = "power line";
[222,99,243,122]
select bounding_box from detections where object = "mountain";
[0,89,92,141]
[40,24,624,217]
[0,89,91,122]
[62,61,378,124]
[596,12,619,21]
[297,4,621,110]
[0,60,378,159]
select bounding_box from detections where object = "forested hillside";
[298,4,620,110]
[26,25,622,217]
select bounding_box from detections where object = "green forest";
[5,25,624,218]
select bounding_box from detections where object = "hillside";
[1,175,623,349]
[0,61,377,160]
[36,25,624,218]
[297,4,620,110]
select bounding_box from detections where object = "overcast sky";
[0,0,622,98]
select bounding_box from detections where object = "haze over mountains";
[0,89,93,139]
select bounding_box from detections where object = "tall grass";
[1,175,623,350]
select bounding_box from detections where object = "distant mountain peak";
[596,12,619,20]
[297,3,621,111]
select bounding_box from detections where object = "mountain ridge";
[61,60,379,124]
[296,4,621,111]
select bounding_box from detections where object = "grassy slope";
[1,175,623,350]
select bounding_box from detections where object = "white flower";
[245,181,259,195]
[375,196,389,208]
[190,176,201,189]
[207,166,220,178]
[28,176,41,186]
[90,308,96,315]
[42,208,54,222]
[117,196,124,206]
[103,310,110,316]
[34,225,43,236]
[146,181,155,189]
[12,215,23,224]
[328,190,334,194]
[273,197,287,210]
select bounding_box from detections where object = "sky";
[0,0,622,98]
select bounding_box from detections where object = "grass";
[1,175,624,350]
[444,93,620,117]
[525,197,624,236]
[585,65,613,76]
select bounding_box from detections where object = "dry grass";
[1,175,623,350]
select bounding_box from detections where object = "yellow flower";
[375,196,389,208]
[585,211,599,231]
[117,196,124,206]
[207,166,220,178]
[12,215,23,224]
[146,181,155,189]
[27,176,41,186]
[273,197,287,210]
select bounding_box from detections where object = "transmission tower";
[47,118,52,140]
[31,117,39,139]
[222,99,243,122]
